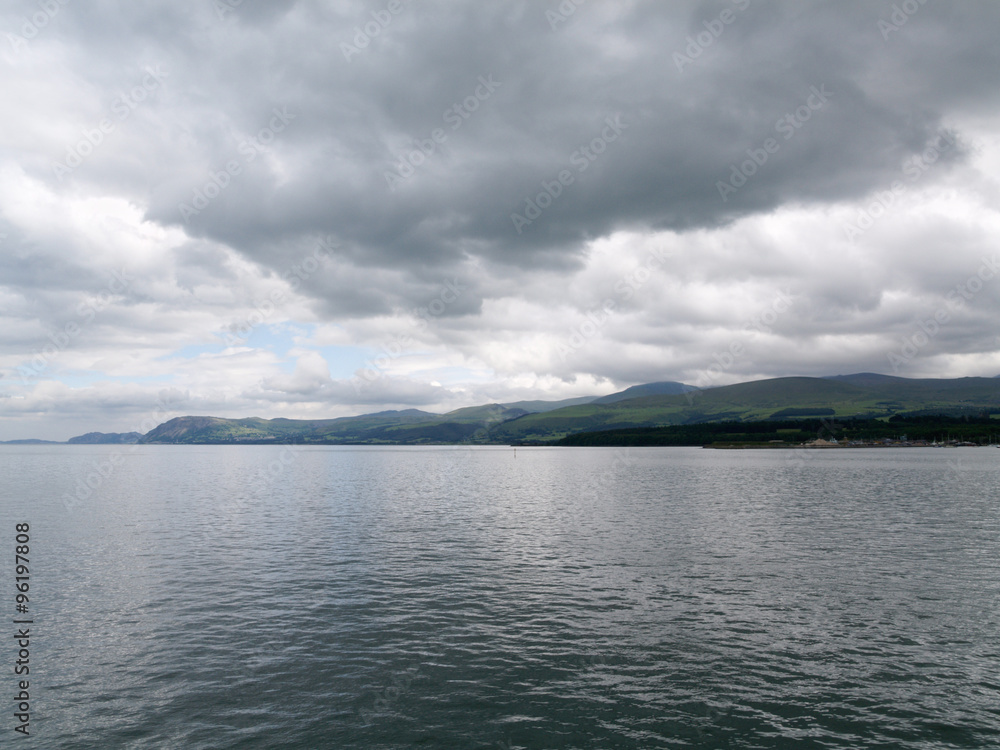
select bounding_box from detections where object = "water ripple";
[2,445,998,748]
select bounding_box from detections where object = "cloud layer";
[2,0,999,438]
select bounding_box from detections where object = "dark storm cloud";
[18,0,994,314]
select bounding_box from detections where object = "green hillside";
[493,376,1000,443]
[590,380,695,404]
[140,406,525,444]
[135,375,1000,445]
[558,415,1000,447]
[501,396,598,412]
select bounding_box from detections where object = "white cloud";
[2,1,1000,439]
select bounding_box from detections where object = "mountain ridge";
[136,374,1000,445]
[6,374,999,445]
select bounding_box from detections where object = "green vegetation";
[129,374,1000,445]
[140,406,527,445]
[492,374,1000,443]
[768,407,835,418]
[589,381,694,404]
[557,415,1000,447]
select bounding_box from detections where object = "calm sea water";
[2,445,999,748]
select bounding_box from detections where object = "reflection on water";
[2,445,998,748]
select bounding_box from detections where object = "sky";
[2,0,999,440]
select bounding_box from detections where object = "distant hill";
[501,396,598,412]
[491,375,1000,443]
[823,372,908,387]
[0,439,61,445]
[15,373,1000,446]
[590,381,697,404]
[67,431,143,444]
[139,405,528,445]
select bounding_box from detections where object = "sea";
[1,444,998,749]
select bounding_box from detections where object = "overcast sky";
[1,0,999,439]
